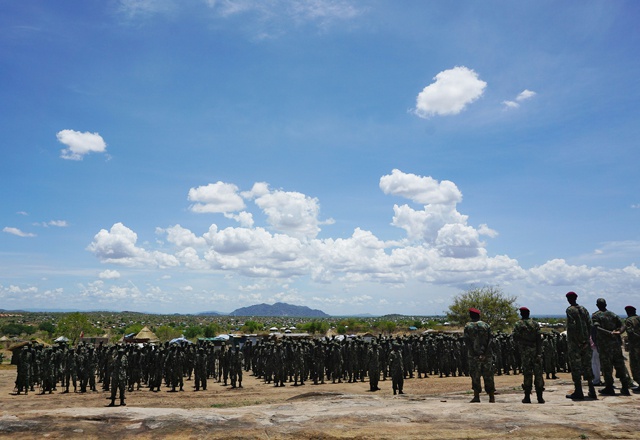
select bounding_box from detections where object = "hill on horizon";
[229,302,329,317]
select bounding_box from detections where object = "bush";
[446,285,518,331]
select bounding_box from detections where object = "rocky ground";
[1,365,639,439]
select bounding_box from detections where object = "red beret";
[625,305,636,311]
[469,308,481,315]
[519,307,530,312]
[566,291,578,298]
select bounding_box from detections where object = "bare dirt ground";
[1,364,639,439]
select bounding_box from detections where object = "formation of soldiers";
[11,294,639,405]
[12,329,576,403]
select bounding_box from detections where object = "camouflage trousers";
[468,355,495,394]
[597,343,633,388]
[567,341,594,383]
[629,344,640,385]
[519,347,544,392]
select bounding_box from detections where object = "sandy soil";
[1,365,639,439]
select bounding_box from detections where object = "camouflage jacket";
[592,309,624,347]
[565,304,591,346]
[464,320,493,357]
[625,314,640,345]
[512,318,542,354]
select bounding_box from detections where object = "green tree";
[184,325,203,339]
[155,325,182,342]
[57,312,94,345]
[38,322,56,335]
[123,323,143,336]
[446,285,518,331]
[241,320,262,333]
[2,323,36,337]
[203,322,222,338]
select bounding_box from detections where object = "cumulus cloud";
[56,129,107,160]
[188,182,246,213]
[380,169,461,205]
[85,169,640,314]
[503,89,537,109]
[3,227,36,237]
[87,222,179,268]
[414,66,487,118]
[253,187,323,239]
[528,259,601,286]
[99,269,121,279]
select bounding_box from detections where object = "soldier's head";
[519,307,530,319]
[596,298,607,311]
[565,291,578,305]
[468,308,481,321]
[625,305,637,317]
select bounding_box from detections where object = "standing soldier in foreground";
[623,305,640,391]
[592,298,633,396]
[564,291,597,400]
[464,308,495,403]
[108,347,128,407]
[388,342,404,395]
[512,307,545,403]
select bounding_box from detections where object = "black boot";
[536,389,545,404]
[566,381,584,400]
[599,385,615,396]
[522,391,531,403]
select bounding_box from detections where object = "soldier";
[464,308,495,403]
[564,291,597,400]
[592,298,633,396]
[512,307,545,403]
[623,305,640,391]
[15,343,32,395]
[108,348,128,407]
[389,342,404,395]
[368,340,381,391]
[194,347,207,391]
[61,347,77,394]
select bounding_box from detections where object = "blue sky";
[1,1,639,315]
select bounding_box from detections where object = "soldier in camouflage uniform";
[592,298,633,396]
[623,305,640,391]
[564,291,597,400]
[15,343,32,395]
[368,340,381,391]
[512,307,545,403]
[194,347,207,391]
[389,342,404,395]
[108,348,128,407]
[464,308,495,403]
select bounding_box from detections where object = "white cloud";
[48,220,69,227]
[631,204,640,209]
[253,187,323,239]
[87,222,179,268]
[99,269,121,280]
[224,211,255,227]
[56,129,107,160]
[414,66,487,118]
[188,182,246,213]
[3,227,36,237]
[503,89,536,109]
[380,169,462,205]
[528,259,601,286]
[85,170,640,314]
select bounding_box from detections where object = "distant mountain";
[229,302,329,317]
[197,311,222,316]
